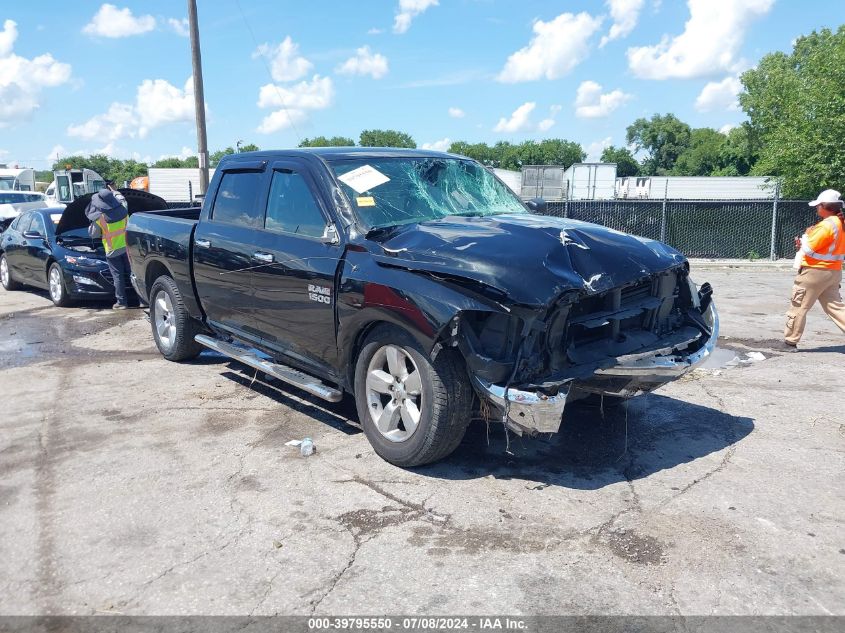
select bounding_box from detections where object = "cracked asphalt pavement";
[1,268,843,616]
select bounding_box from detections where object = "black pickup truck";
[126,148,717,466]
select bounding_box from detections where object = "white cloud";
[135,77,195,137]
[159,146,195,161]
[336,46,389,79]
[256,75,335,134]
[719,123,739,135]
[448,107,465,119]
[422,138,452,152]
[497,12,603,83]
[0,20,72,127]
[600,0,645,47]
[695,75,743,111]
[394,0,439,34]
[67,102,137,141]
[256,109,309,135]
[494,102,536,133]
[368,27,384,35]
[253,37,313,82]
[627,0,774,79]
[45,145,66,161]
[586,136,613,162]
[168,18,189,38]
[494,103,561,134]
[82,4,156,38]
[574,80,632,118]
[67,77,195,141]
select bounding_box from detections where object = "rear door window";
[210,171,264,228]
[264,170,326,238]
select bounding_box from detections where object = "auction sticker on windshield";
[337,164,390,194]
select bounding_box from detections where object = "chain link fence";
[541,199,816,259]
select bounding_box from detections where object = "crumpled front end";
[454,265,717,436]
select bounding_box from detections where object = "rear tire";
[48,263,72,307]
[0,254,21,291]
[354,326,472,467]
[149,275,202,361]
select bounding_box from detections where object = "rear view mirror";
[525,198,547,214]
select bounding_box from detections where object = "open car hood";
[369,213,687,306]
[55,189,167,236]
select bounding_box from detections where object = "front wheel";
[48,263,72,307]
[354,326,472,467]
[0,254,21,291]
[149,276,202,361]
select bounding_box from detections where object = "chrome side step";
[194,334,343,403]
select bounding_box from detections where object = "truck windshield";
[0,177,15,190]
[330,157,526,230]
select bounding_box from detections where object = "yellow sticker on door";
[356,196,376,207]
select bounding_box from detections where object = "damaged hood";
[370,213,686,306]
[55,189,167,236]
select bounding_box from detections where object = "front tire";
[354,326,472,467]
[0,254,21,291]
[149,276,202,361]
[48,263,72,307]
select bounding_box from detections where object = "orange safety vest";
[96,215,128,256]
[800,215,845,270]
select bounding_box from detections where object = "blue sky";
[0,0,838,169]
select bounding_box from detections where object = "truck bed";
[126,210,201,317]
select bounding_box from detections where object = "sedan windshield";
[330,157,526,230]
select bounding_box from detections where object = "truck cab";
[0,167,36,192]
[46,168,106,206]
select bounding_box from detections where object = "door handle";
[195,239,211,248]
[253,252,274,263]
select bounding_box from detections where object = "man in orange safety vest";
[782,189,845,350]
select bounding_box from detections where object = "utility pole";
[188,0,209,196]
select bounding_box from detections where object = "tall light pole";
[188,0,209,196]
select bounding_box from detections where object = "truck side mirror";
[525,198,547,214]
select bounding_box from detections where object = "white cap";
[808,189,843,207]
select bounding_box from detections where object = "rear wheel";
[354,326,472,467]
[149,275,202,361]
[48,263,72,307]
[0,255,21,291]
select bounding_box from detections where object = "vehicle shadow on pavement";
[416,394,754,490]
[218,367,361,436]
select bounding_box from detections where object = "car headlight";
[65,255,103,266]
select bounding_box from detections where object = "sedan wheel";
[48,263,70,306]
[365,344,425,442]
[0,256,11,289]
[153,289,177,353]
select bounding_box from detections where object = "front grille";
[555,268,687,368]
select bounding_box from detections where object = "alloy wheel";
[49,267,63,303]
[0,258,8,287]
[365,345,424,442]
[154,290,177,352]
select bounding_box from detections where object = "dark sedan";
[0,190,166,307]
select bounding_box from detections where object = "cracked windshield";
[331,158,526,230]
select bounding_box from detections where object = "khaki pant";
[784,267,845,344]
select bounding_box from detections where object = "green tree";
[51,154,148,186]
[448,139,584,170]
[152,156,199,168]
[209,147,235,167]
[626,113,692,175]
[600,146,639,177]
[714,124,761,176]
[359,129,416,148]
[740,26,845,198]
[672,128,727,176]
[238,143,260,152]
[298,136,356,147]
